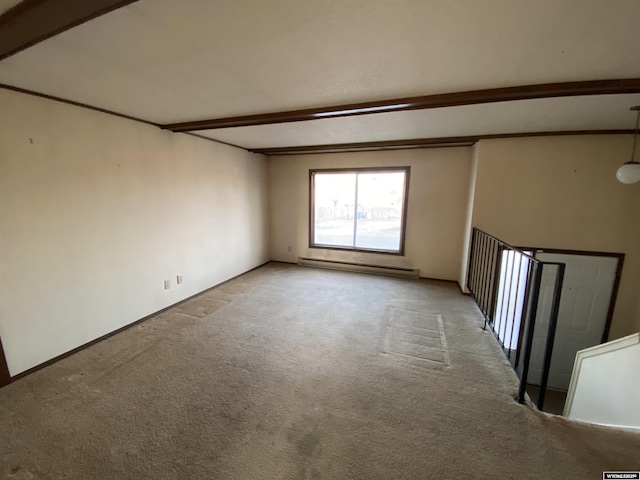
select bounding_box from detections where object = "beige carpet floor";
[0,262,638,479]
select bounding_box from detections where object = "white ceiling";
[1,0,640,149]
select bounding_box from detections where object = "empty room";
[1,1,640,478]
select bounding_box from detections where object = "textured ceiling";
[1,0,640,149]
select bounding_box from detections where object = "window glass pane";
[354,172,405,251]
[314,173,356,247]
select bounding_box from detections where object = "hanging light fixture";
[616,106,640,184]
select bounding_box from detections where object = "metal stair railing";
[467,228,565,410]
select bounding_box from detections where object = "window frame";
[309,166,411,256]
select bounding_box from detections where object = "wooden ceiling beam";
[250,130,635,155]
[0,0,139,62]
[162,79,640,132]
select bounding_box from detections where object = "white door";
[527,253,618,391]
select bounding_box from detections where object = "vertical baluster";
[537,263,565,411]
[494,246,509,342]
[489,240,502,327]
[514,258,534,371]
[467,228,477,295]
[477,233,487,315]
[481,234,492,319]
[500,248,517,350]
[506,252,524,360]
[482,236,492,321]
[516,261,543,404]
[471,229,480,298]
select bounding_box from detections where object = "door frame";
[0,336,10,387]
[517,247,625,344]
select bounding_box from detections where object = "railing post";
[471,229,481,313]
[479,234,490,317]
[506,254,523,360]
[516,262,544,404]
[499,249,515,349]
[537,262,566,411]
[489,242,503,326]
[514,259,534,371]
[467,229,478,314]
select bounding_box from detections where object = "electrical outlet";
[287,245,292,252]
[176,274,183,285]
[164,279,170,290]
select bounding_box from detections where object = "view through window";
[310,168,409,253]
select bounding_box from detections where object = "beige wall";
[268,148,473,281]
[3,87,638,376]
[0,89,269,375]
[471,135,640,339]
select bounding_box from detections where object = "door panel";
[529,253,618,391]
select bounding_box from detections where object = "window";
[310,167,410,254]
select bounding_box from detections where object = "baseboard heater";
[297,257,420,279]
